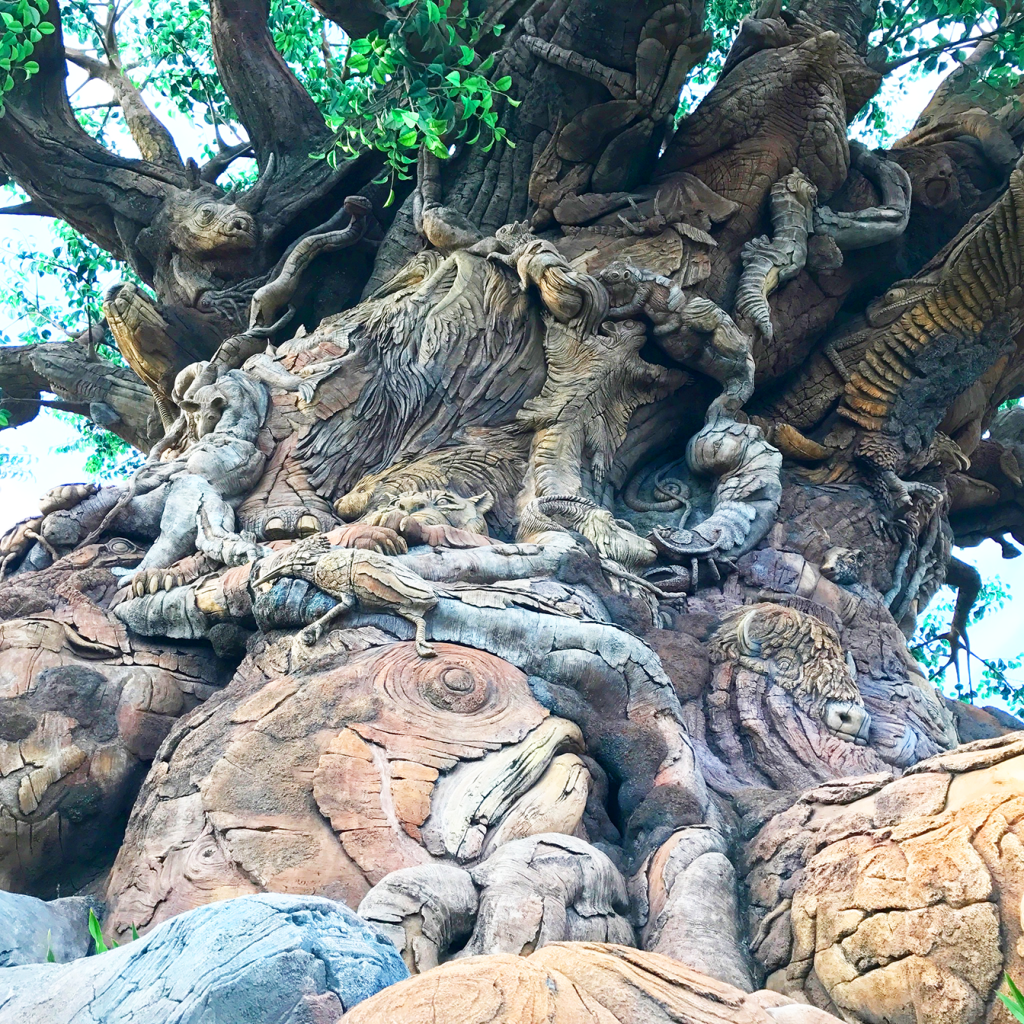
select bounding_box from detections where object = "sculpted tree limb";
[0,332,157,449]
[207,0,329,172]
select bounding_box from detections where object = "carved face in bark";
[103,639,591,941]
[168,193,258,258]
[365,490,494,535]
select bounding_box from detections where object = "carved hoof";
[263,517,289,540]
[297,514,321,537]
[415,641,437,659]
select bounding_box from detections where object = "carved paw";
[359,835,633,973]
[0,516,44,576]
[823,700,871,745]
[38,482,99,515]
[390,516,494,549]
[323,523,408,555]
[415,638,438,659]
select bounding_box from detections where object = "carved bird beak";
[251,563,290,588]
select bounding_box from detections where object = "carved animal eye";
[106,538,136,554]
[197,206,216,225]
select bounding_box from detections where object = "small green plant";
[999,973,1024,1022]
[86,907,138,954]
[87,907,110,954]
[44,928,54,962]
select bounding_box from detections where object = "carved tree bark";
[3,3,1024,1024]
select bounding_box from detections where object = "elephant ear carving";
[313,725,436,884]
[311,643,553,880]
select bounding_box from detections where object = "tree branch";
[64,47,185,170]
[0,1,189,261]
[0,200,55,217]
[0,338,156,450]
[882,24,1016,73]
[207,0,329,171]
[200,142,255,184]
[306,0,390,39]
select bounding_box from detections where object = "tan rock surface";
[742,733,1024,1024]
[103,636,592,941]
[0,541,228,894]
[338,942,847,1024]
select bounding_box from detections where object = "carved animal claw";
[881,470,942,511]
[415,637,437,658]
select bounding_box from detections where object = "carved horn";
[235,152,276,213]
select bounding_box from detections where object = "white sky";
[0,41,1021,711]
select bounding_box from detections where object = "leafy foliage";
[54,414,144,477]
[911,572,1024,710]
[322,0,516,201]
[0,0,54,115]
[0,446,33,478]
[870,0,1024,74]
[87,906,138,953]
[0,202,143,476]
[0,219,131,346]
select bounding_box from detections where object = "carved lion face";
[370,490,494,534]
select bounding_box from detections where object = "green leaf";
[88,908,108,954]
[425,1,441,24]
[493,75,511,92]
[1001,976,1024,1024]
[397,129,418,147]
[426,137,449,159]
[131,925,139,942]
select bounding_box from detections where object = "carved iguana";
[762,161,1024,505]
[839,163,1024,502]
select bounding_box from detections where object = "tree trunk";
[2,2,1024,1022]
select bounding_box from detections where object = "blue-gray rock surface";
[0,893,407,1023]
[0,892,95,966]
